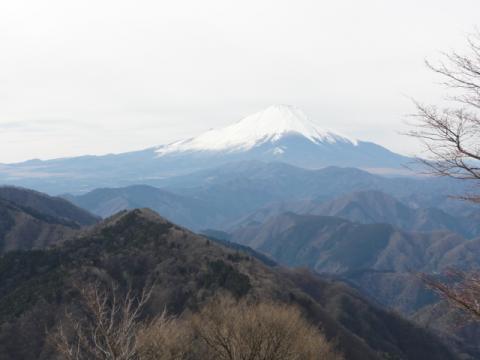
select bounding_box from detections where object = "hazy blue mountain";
[231,190,480,238]
[161,161,474,213]
[227,212,475,274]
[0,105,412,194]
[65,184,229,230]
[63,162,477,232]
[161,161,478,229]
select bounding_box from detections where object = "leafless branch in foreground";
[406,32,480,202]
[50,281,152,360]
[420,270,480,322]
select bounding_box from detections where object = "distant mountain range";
[63,185,218,230]
[226,212,477,274]
[231,190,480,239]
[64,162,477,232]
[0,105,411,194]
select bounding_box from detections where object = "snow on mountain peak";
[156,105,357,156]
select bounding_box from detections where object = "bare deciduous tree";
[52,286,343,360]
[136,311,192,360]
[421,270,480,321]
[190,296,344,360]
[50,282,151,360]
[407,32,480,202]
[408,31,480,322]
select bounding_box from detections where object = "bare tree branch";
[420,270,480,321]
[50,281,152,360]
[408,32,480,325]
[406,33,480,201]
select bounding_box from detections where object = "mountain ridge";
[0,208,457,360]
[230,190,480,238]
[227,212,476,274]
[0,186,99,226]
[0,186,98,254]
[64,163,478,232]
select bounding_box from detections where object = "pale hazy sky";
[1,0,479,163]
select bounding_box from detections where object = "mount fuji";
[156,105,357,155]
[0,105,410,194]
[152,104,408,171]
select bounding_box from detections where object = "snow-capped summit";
[156,105,356,156]
[0,105,410,194]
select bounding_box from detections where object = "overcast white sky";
[1,0,479,163]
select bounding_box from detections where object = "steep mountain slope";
[0,186,98,226]
[309,191,455,231]
[0,187,98,254]
[0,198,77,253]
[0,209,455,360]
[227,212,480,358]
[345,270,480,359]
[0,105,411,194]
[228,213,474,274]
